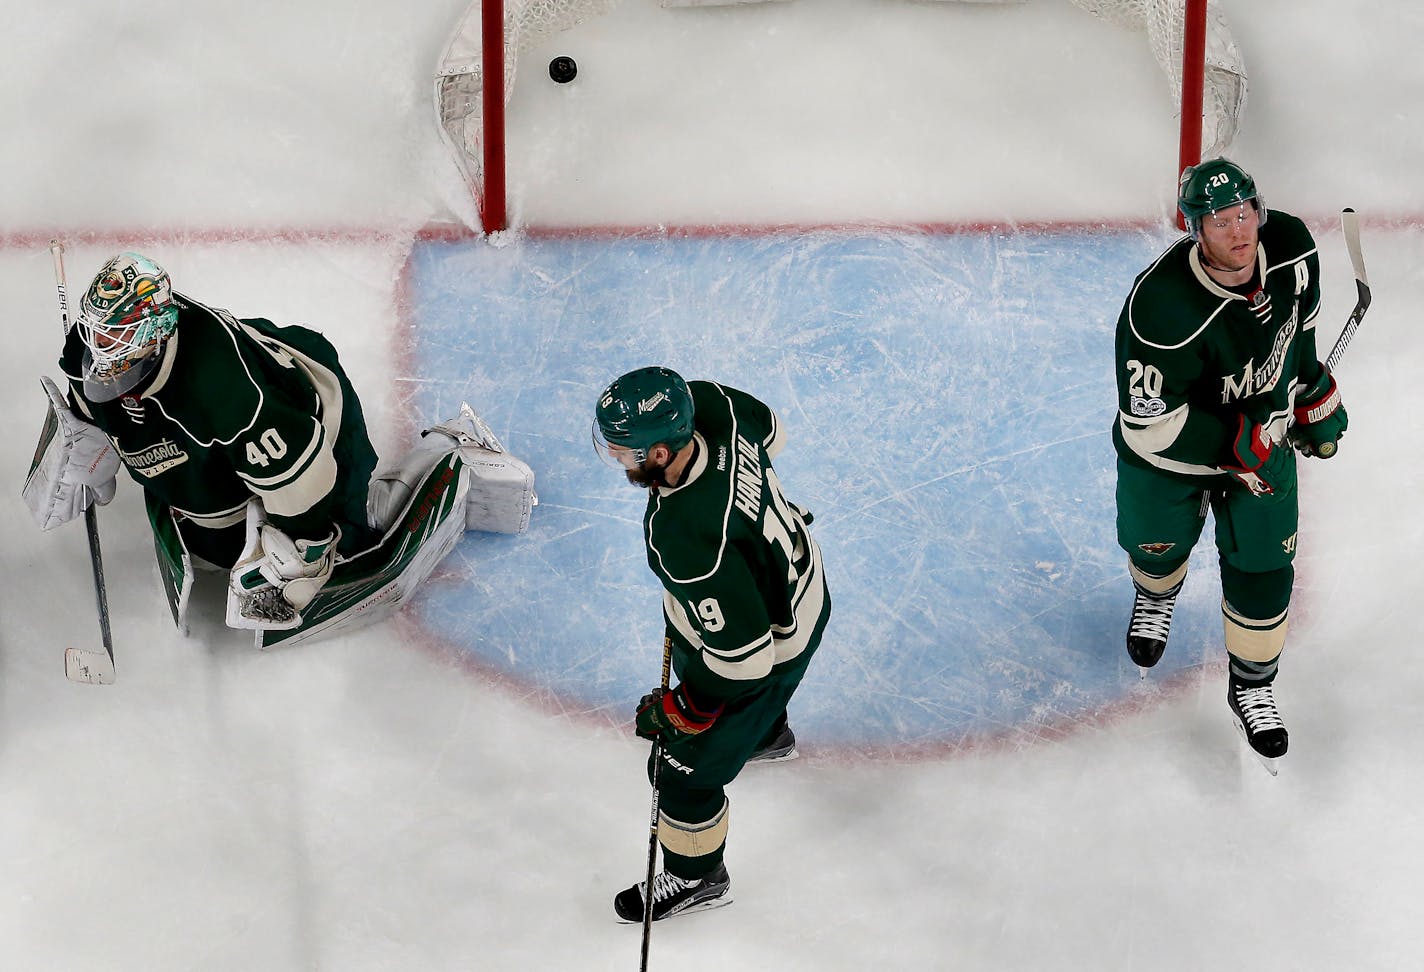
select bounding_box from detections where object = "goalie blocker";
[156,404,536,649]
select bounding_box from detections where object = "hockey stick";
[49,240,117,685]
[1312,209,1370,459]
[639,637,674,971]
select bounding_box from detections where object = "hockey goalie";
[23,251,536,651]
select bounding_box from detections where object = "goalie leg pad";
[259,452,474,649]
[146,496,195,634]
[367,403,536,536]
[462,448,536,535]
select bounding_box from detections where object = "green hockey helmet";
[1177,157,1266,238]
[593,366,695,463]
[76,252,180,401]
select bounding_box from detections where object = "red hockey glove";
[1222,416,1293,497]
[634,685,723,742]
[1290,365,1348,458]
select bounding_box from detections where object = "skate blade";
[1232,718,1282,777]
[748,747,799,764]
[667,894,734,920]
[614,894,734,925]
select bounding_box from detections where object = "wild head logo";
[90,262,137,305]
[1137,541,1176,556]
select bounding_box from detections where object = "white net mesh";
[1071,0,1246,158]
[435,0,620,224]
[435,0,1246,228]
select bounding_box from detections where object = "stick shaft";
[48,241,117,676]
[639,638,675,970]
[1310,211,1370,459]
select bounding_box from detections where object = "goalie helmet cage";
[434,0,1245,234]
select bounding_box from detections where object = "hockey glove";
[22,376,120,531]
[1222,417,1292,498]
[635,685,724,742]
[231,524,339,616]
[1290,365,1348,458]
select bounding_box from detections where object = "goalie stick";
[1311,209,1370,459]
[49,240,118,685]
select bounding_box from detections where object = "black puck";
[549,56,577,84]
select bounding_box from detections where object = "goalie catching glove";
[22,376,120,531]
[228,515,339,629]
[635,684,724,742]
[1290,364,1348,457]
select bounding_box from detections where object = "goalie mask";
[1178,157,1267,240]
[76,252,179,402]
[593,366,695,467]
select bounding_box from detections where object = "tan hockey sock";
[1222,600,1288,663]
[658,799,730,860]
[1129,560,1188,595]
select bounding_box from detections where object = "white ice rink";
[3,1,1424,969]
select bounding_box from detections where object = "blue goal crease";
[402,227,1223,749]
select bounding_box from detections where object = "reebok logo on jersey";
[638,393,668,413]
[120,438,189,478]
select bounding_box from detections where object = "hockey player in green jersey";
[1112,159,1348,772]
[594,366,830,922]
[24,252,536,647]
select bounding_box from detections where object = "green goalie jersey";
[59,294,377,553]
[1112,210,1323,480]
[645,381,830,706]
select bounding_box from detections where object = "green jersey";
[1112,211,1323,480]
[645,381,829,706]
[60,294,377,549]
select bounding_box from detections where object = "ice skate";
[614,863,731,923]
[1126,578,1182,675]
[748,719,798,764]
[1229,680,1288,776]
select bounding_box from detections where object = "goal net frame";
[435,0,1242,234]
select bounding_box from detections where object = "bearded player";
[594,366,831,921]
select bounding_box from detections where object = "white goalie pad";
[148,500,196,636]
[23,376,120,532]
[219,404,536,648]
[256,441,479,650]
[368,403,537,536]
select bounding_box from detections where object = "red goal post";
[434,0,1245,234]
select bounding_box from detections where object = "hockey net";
[1074,0,1246,162]
[435,0,1245,233]
[435,0,620,233]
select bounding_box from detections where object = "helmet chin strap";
[1196,244,1232,274]
[1195,241,1257,280]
